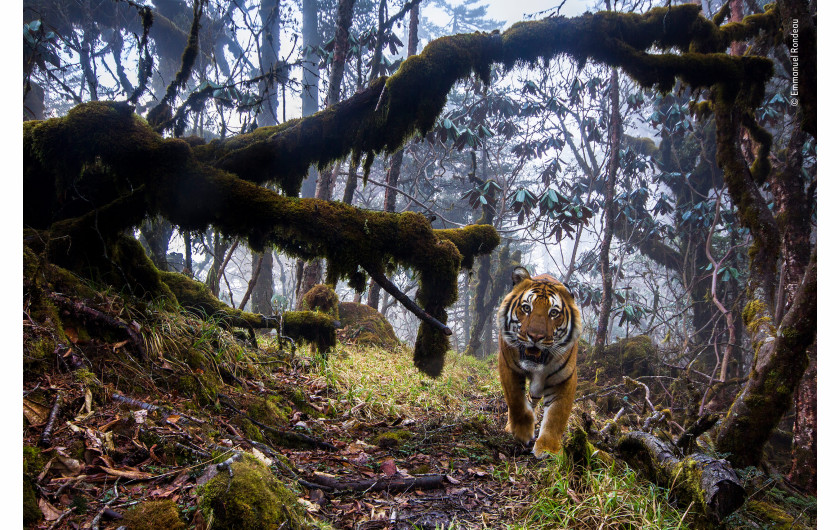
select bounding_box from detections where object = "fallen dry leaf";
[23,397,50,425]
[381,458,397,476]
[39,498,64,521]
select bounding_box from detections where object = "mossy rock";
[122,499,186,530]
[301,284,339,319]
[594,335,656,379]
[198,454,308,530]
[745,500,799,530]
[372,429,412,448]
[338,302,400,349]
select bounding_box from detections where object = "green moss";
[24,336,56,372]
[122,500,186,530]
[23,446,45,478]
[373,429,412,448]
[301,284,339,319]
[433,224,500,270]
[598,335,656,379]
[176,372,219,406]
[23,478,41,526]
[198,454,308,530]
[745,501,794,529]
[337,302,400,348]
[248,396,289,426]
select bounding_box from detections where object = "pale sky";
[483,0,593,27]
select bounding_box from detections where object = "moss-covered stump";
[122,499,186,530]
[301,284,339,319]
[198,455,309,530]
[283,311,337,355]
[338,302,400,348]
[591,335,656,379]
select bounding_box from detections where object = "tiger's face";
[498,266,581,364]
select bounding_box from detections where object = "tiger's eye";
[549,309,560,318]
[521,304,531,314]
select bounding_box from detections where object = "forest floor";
[23,290,816,529]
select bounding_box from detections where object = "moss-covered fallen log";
[615,431,745,527]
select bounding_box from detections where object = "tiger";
[497,266,581,457]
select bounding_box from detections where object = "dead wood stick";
[307,472,445,493]
[363,267,452,336]
[216,394,337,451]
[91,480,121,530]
[623,376,654,414]
[111,393,206,424]
[238,254,264,310]
[40,391,63,447]
[247,415,337,452]
[676,413,720,453]
[48,293,146,360]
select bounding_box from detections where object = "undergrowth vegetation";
[308,343,501,420]
[514,451,687,530]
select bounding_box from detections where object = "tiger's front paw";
[532,435,561,458]
[505,412,535,445]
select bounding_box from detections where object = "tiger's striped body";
[497,267,581,457]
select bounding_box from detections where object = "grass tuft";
[512,450,687,530]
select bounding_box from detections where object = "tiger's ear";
[511,266,531,287]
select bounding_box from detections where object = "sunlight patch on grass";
[311,344,501,419]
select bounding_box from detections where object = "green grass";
[510,451,688,530]
[310,344,500,420]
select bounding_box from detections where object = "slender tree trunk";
[251,250,274,314]
[299,0,356,303]
[367,3,418,310]
[206,230,231,298]
[250,0,281,313]
[298,0,320,200]
[594,68,621,351]
[183,230,193,276]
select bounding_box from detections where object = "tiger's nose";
[527,332,546,343]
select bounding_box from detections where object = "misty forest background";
[21,0,818,527]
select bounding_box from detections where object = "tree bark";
[788,345,816,493]
[594,68,621,351]
[716,248,816,467]
[251,250,274,315]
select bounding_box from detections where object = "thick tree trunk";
[257,0,280,127]
[594,68,621,351]
[206,230,231,298]
[716,249,816,467]
[139,216,174,270]
[788,345,816,493]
